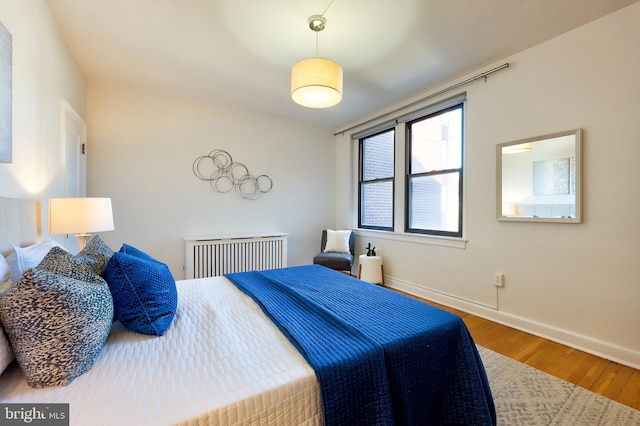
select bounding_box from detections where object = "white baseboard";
[385,276,640,370]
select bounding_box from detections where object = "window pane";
[363,130,394,180]
[408,173,459,232]
[361,181,393,228]
[410,107,462,174]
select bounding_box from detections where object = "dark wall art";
[193,149,273,200]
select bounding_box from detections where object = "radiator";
[184,233,288,279]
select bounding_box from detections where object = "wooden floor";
[400,292,640,411]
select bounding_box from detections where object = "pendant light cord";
[322,0,336,16]
[315,0,336,57]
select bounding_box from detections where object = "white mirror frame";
[497,129,582,223]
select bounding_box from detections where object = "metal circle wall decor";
[193,149,273,200]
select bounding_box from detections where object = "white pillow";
[0,255,14,372]
[0,325,13,375]
[0,254,10,287]
[7,241,65,283]
[323,229,352,254]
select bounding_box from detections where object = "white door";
[62,100,87,252]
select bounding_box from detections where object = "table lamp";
[49,197,114,250]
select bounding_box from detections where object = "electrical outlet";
[493,273,504,287]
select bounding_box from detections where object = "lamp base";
[74,233,92,251]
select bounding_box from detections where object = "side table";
[357,254,384,286]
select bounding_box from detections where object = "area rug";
[478,346,640,425]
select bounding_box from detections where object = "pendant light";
[291,14,343,108]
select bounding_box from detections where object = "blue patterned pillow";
[77,235,114,275]
[0,268,113,387]
[120,243,156,262]
[37,247,104,281]
[101,245,177,336]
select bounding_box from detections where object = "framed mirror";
[497,129,582,223]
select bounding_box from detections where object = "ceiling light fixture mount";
[308,15,326,31]
[291,10,343,109]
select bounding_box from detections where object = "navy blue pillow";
[101,245,177,336]
[120,244,156,262]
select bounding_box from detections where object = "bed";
[0,197,495,425]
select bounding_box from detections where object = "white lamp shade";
[291,57,343,108]
[49,198,114,235]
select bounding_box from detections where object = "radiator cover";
[184,233,288,279]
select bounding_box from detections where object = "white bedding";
[0,277,322,426]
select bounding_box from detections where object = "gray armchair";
[312,230,355,275]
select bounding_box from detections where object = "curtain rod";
[334,62,510,136]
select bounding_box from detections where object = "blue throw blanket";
[226,265,496,425]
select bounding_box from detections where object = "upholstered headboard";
[0,197,38,256]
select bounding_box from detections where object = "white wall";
[87,81,336,278]
[0,1,86,233]
[336,3,640,368]
[2,0,637,369]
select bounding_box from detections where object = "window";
[358,129,395,230]
[406,104,463,237]
[354,94,466,241]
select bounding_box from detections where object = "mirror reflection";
[497,129,582,223]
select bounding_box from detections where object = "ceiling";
[45,0,638,130]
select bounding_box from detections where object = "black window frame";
[358,128,395,231]
[405,103,464,238]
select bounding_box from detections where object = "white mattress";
[0,277,322,426]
